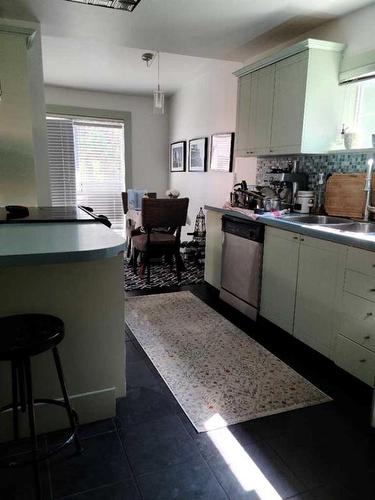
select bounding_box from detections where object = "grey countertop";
[0,222,125,267]
[205,205,375,252]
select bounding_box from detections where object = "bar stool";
[0,314,82,499]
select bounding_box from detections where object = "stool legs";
[24,357,42,500]
[11,360,19,441]
[52,347,82,455]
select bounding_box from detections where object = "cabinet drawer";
[347,247,375,277]
[265,226,300,243]
[334,335,375,386]
[339,292,375,352]
[344,270,375,302]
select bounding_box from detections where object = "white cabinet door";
[204,210,224,289]
[294,236,346,357]
[260,227,300,333]
[334,334,375,387]
[249,65,275,154]
[270,51,308,154]
[235,74,252,154]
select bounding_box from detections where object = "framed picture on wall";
[170,141,186,172]
[210,133,235,172]
[188,137,207,172]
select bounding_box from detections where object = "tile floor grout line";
[113,417,145,499]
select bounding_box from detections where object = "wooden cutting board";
[325,173,375,218]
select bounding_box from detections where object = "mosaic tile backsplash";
[256,153,371,190]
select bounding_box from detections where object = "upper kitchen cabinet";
[234,39,345,156]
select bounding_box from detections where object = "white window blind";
[46,115,126,231]
[47,117,76,206]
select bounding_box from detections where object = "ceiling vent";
[65,0,142,12]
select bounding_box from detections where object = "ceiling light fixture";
[65,0,142,12]
[142,51,165,115]
[153,52,165,115]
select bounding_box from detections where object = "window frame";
[46,104,132,192]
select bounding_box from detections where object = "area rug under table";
[125,291,331,432]
[124,260,204,291]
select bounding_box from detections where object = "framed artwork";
[188,137,207,172]
[210,132,235,172]
[170,141,186,172]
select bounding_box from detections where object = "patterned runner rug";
[124,260,204,291]
[125,291,331,432]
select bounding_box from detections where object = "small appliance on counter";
[230,180,263,210]
[294,191,315,214]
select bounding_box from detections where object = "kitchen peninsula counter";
[0,222,125,441]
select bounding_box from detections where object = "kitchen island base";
[0,254,125,442]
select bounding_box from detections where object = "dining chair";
[131,198,189,284]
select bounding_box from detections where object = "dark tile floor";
[0,283,374,499]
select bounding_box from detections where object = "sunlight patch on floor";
[205,414,282,500]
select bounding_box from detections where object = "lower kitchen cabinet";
[261,226,375,386]
[204,209,224,289]
[334,334,375,386]
[260,227,300,333]
[293,236,346,357]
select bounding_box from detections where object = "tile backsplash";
[256,153,371,190]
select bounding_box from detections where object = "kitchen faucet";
[364,156,375,221]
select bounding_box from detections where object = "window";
[46,115,126,231]
[342,79,375,149]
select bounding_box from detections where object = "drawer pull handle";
[365,312,373,318]
[293,236,298,240]
[370,289,375,292]
[364,335,371,340]
[359,359,367,363]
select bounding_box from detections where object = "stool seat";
[0,314,64,361]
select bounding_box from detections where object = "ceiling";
[1,0,373,95]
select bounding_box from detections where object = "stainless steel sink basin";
[286,215,354,226]
[343,222,375,233]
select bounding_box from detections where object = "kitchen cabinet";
[334,335,375,386]
[234,39,345,156]
[235,74,252,155]
[204,209,224,289]
[261,226,375,387]
[293,236,346,357]
[270,52,308,153]
[260,227,300,333]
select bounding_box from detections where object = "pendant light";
[153,52,165,115]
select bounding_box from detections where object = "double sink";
[286,215,375,234]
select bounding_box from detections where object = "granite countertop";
[205,205,375,252]
[0,222,125,267]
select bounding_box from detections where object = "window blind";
[47,117,76,206]
[46,115,126,231]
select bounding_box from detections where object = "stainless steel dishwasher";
[220,215,264,321]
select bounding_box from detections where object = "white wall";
[44,86,169,198]
[28,29,51,205]
[169,60,258,236]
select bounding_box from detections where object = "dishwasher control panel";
[222,215,264,242]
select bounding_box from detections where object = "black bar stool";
[0,314,82,499]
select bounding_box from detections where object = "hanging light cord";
[157,51,160,92]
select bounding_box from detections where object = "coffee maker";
[260,160,308,209]
[262,171,308,209]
